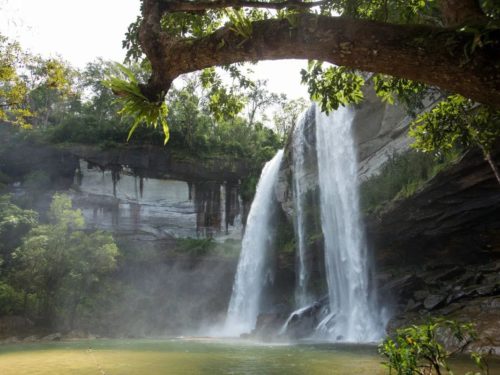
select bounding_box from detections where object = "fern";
[225,9,253,45]
[103,63,169,144]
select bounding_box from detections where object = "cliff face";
[274,98,500,349]
[1,141,247,246]
[369,146,500,351]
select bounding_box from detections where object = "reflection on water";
[0,339,497,375]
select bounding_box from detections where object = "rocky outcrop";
[366,146,500,260]
[72,158,243,242]
[367,144,500,352]
[0,135,249,246]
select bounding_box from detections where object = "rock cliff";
[0,139,247,247]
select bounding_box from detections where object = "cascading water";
[224,150,284,336]
[315,105,382,342]
[292,113,312,308]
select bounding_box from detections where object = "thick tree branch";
[139,7,500,108]
[161,0,329,12]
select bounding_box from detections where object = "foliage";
[319,0,438,24]
[11,194,119,327]
[373,74,431,117]
[410,95,500,154]
[410,94,500,184]
[200,67,248,122]
[176,238,216,256]
[0,35,32,127]
[161,10,224,39]
[0,34,76,128]
[103,63,170,144]
[0,281,24,315]
[379,319,488,375]
[360,150,460,213]
[0,195,38,270]
[301,62,365,114]
[273,97,309,140]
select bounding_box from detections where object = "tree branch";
[161,0,329,12]
[138,11,500,108]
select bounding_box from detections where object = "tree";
[273,97,309,140]
[104,0,500,144]
[0,195,38,272]
[410,94,500,185]
[244,79,285,126]
[127,0,499,109]
[12,194,119,328]
[0,33,76,128]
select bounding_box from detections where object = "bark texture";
[139,0,500,108]
[439,0,488,26]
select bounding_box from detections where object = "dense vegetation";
[0,45,285,163]
[0,194,118,331]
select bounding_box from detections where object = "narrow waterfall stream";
[315,106,382,342]
[224,150,284,336]
[292,113,312,308]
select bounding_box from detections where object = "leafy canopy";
[410,94,500,154]
[0,34,75,128]
[12,194,119,325]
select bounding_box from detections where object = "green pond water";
[0,338,498,375]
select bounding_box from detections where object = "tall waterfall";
[292,114,312,308]
[315,106,382,342]
[224,150,284,336]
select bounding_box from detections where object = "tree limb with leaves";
[105,0,500,144]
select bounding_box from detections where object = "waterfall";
[315,105,382,342]
[224,150,284,336]
[292,113,312,308]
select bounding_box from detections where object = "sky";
[0,0,309,99]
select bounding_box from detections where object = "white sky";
[0,0,308,99]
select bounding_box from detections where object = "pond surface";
[0,338,498,375]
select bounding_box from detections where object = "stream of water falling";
[315,106,382,342]
[224,150,284,336]
[292,113,312,308]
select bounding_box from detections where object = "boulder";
[423,294,446,310]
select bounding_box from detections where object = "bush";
[379,319,489,375]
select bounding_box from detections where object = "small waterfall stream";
[292,113,312,308]
[315,106,382,342]
[224,150,284,336]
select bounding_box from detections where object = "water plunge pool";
[1,338,497,374]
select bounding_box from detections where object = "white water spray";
[315,106,382,342]
[224,150,284,336]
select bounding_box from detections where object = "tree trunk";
[138,7,500,108]
[439,0,488,26]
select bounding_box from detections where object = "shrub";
[379,319,489,375]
